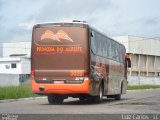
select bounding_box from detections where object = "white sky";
[0,0,160,42]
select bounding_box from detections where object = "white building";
[0,57,30,86]
[2,42,31,58]
[0,42,31,86]
[113,35,160,85]
[0,43,2,57]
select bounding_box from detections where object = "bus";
[31,20,131,104]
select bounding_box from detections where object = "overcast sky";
[0,0,160,43]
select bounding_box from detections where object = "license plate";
[54,81,64,84]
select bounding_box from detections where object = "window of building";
[11,63,17,68]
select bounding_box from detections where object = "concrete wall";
[0,58,31,86]
[0,74,19,86]
[128,76,160,86]
[2,42,31,58]
[127,54,160,85]
[0,43,2,57]
[130,54,160,77]
[0,58,30,74]
[0,42,31,87]
[113,36,160,56]
[113,36,160,85]
[0,58,21,74]
[21,58,31,74]
[128,36,160,56]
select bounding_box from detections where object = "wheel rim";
[99,85,103,100]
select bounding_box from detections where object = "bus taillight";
[84,71,89,77]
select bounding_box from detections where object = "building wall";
[0,57,30,74]
[0,43,3,57]
[21,58,31,74]
[0,42,31,86]
[0,58,31,86]
[113,36,160,56]
[129,54,160,77]
[0,59,21,74]
[0,74,19,86]
[128,36,160,56]
[128,76,160,85]
[2,42,31,58]
[127,54,160,85]
[113,36,160,85]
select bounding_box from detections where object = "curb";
[0,96,46,103]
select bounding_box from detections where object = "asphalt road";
[0,89,160,114]
[0,89,160,120]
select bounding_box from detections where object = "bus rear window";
[32,25,89,71]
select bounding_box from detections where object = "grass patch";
[127,85,160,90]
[0,84,38,100]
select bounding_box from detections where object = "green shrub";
[0,84,37,100]
[127,85,160,90]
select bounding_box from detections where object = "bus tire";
[93,83,103,103]
[114,94,121,100]
[48,94,64,104]
[114,84,122,100]
[55,95,64,104]
[48,94,56,104]
[79,97,85,101]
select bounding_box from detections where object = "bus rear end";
[31,22,90,104]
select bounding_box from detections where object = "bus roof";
[33,20,88,28]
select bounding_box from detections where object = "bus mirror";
[126,59,131,68]
[125,54,131,68]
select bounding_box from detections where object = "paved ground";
[0,89,160,114]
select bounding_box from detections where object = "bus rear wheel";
[48,94,64,104]
[113,94,121,100]
[79,97,86,101]
[114,83,123,100]
[108,87,122,100]
[93,84,103,103]
[48,94,56,104]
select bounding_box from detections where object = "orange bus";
[31,20,131,104]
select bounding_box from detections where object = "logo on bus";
[41,30,73,42]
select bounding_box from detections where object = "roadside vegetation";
[0,83,38,100]
[127,85,160,90]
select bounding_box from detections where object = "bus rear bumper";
[31,79,90,94]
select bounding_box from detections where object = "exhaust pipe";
[39,86,45,91]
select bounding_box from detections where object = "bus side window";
[108,40,112,58]
[111,41,115,59]
[104,40,108,57]
[90,31,96,53]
